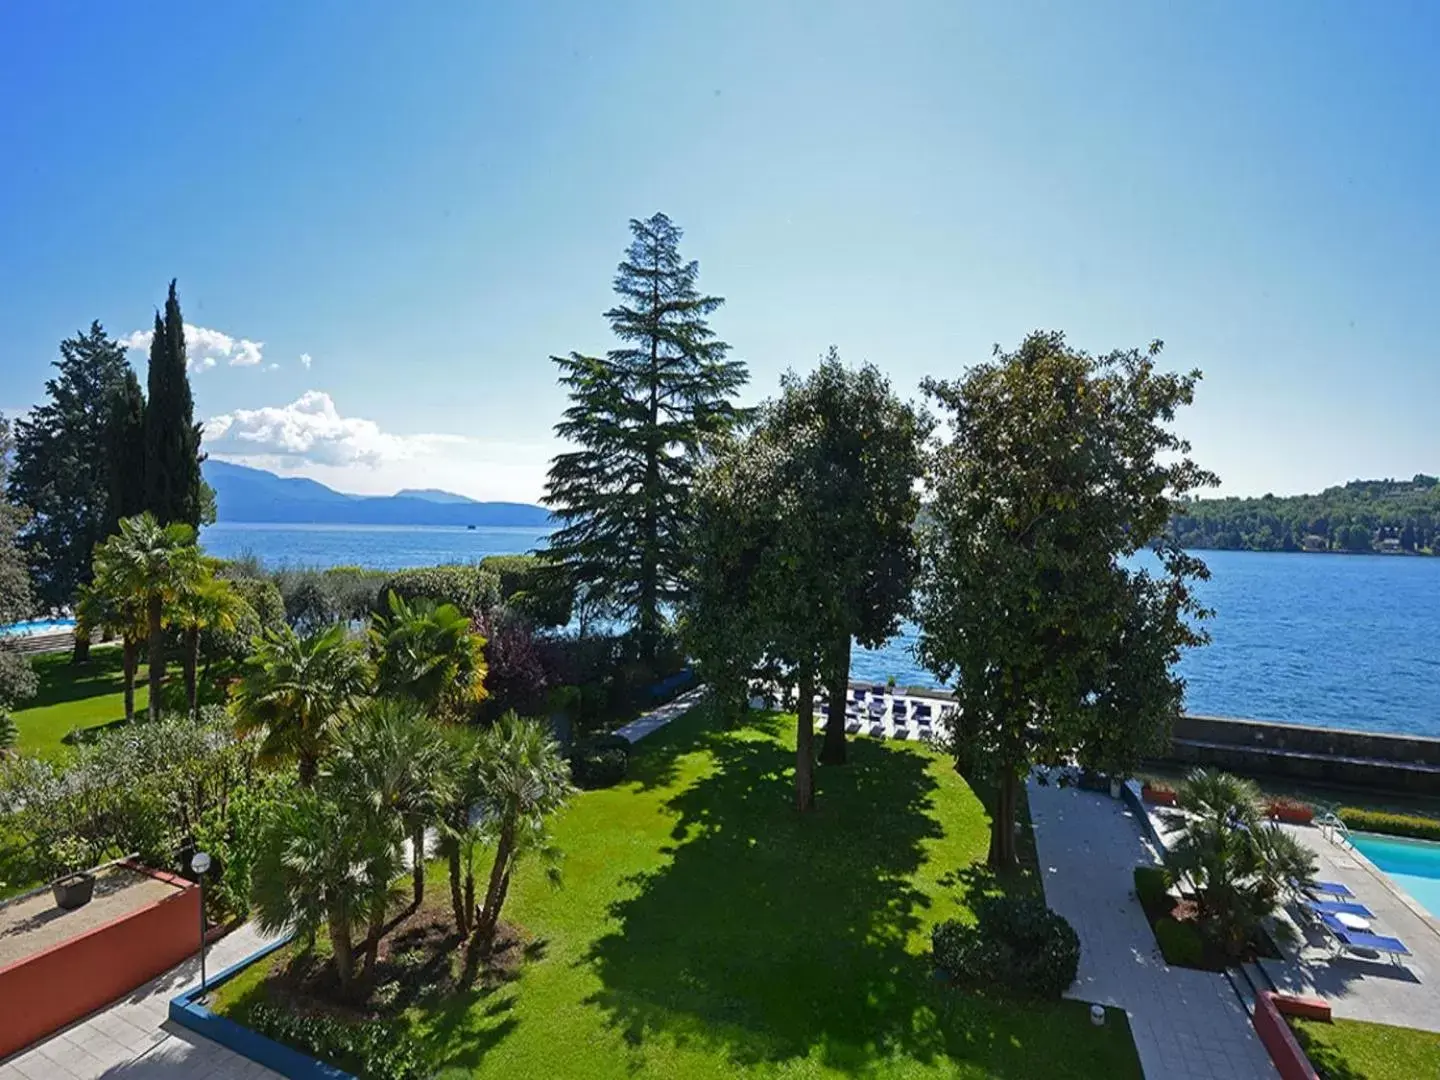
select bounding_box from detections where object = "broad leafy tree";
[768,351,929,766]
[0,416,38,712]
[917,331,1214,869]
[145,280,208,527]
[231,623,371,784]
[91,512,202,721]
[543,213,748,663]
[8,323,131,656]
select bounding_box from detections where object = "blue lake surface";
[200,525,1440,739]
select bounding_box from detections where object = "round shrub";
[568,734,631,789]
[931,894,1081,999]
[1154,916,1206,968]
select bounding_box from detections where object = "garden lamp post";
[191,850,212,992]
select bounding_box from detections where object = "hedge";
[374,565,500,616]
[1133,865,1172,915]
[241,1002,428,1080]
[1339,807,1440,843]
[1154,917,1205,968]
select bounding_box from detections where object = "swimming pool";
[1349,832,1440,918]
[0,617,76,636]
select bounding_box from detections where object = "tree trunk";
[447,837,467,934]
[329,910,355,994]
[795,655,816,813]
[146,593,164,721]
[475,825,514,946]
[987,771,1019,870]
[121,638,138,722]
[298,749,318,787]
[72,632,90,664]
[184,627,200,722]
[411,821,426,907]
[819,636,850,766]
[361,886,388,981]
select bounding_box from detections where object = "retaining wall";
[1252,992,1322,1080]
[0,863,198,1059]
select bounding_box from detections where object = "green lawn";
[214,709,1141,1079]
[10,648,146,759]
[1291,1016,1440,1080]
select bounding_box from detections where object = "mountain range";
[204,460,552,527]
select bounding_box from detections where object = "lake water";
[200,524,1440,739]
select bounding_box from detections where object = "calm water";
[1349,833,1440,918]
[200,525,1440,738]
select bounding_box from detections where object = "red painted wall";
[0,866,199,1059]
[1253,992,1321,1080]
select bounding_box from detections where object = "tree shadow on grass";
[582,713,1082,1075]
[1289,1023,1368,1080]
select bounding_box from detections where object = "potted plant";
[1266,796,1315,826]
[49,836,100,910]
[887,675,898,692]
[1142,782,1179,806]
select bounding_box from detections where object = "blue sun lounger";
[1310,879,1355,899]
[1306,898,1373,918]
[1319,913,1411,964]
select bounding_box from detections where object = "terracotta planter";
[1142,785,1178,806]
[1268,803,1315,825]
[52,872,95,910]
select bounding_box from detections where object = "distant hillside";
[204,460,552,527]
[396,488,479,505]
[1171,475,1440,554]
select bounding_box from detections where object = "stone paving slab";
[1261,823,1440,1032]
[0,923,283,1080]
[1028,776,1278,1080]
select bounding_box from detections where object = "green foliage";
[1153,917,1206,968]
[144,281,209,527]
[567,733,630,789]
[369,592,487,720]
[231,623,371,784]
[106,368,148,527]
[374,564,499,617]
[192,768,292,923]
[917,332,1215,867]
[0,711,16,753]
[272,565,386,630]
[480,553,574,628]
[1291,1015,1440,1080]
[239,1003,428,1080]
[931,894,1081,999]
[544,212,748,661]
[0,415,38,711]
[1339,806,1440,842]
[1172,475,1440,554]
[7,322,131,609]
[1133,865,1173,915]
[1159,769,1318,957]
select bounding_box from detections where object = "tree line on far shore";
[1171,475,1440,555]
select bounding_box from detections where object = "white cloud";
[204,391,550,502]
[299,352,312,369]
[265,363,280,372]
[122,324,265,372]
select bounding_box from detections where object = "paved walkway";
[0,923,284,1079]
[614,685,707,743]
[1261,824,1439,1031]
[1028,777,1278,1080]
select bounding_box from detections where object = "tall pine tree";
[144,280,207,527]
[543,213,748,662]
[8,323,131,639]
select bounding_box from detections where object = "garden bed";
[1133,866,1280,970]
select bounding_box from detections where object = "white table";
[1336,911,1372,932]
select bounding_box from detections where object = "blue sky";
[2,1,1437,502]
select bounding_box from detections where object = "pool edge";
[1342,830,1440,939]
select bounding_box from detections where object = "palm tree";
[327,697,455,915]
[170,569,246,721]
[470,713,575,948]
[231,623,371,785]
[370,592,489,721]
[91,513,201,720]
[76,581,148,722]
[1160,768,1318,956]
[250,785,403,995]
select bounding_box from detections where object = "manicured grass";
[214,710,1142,1079]
[9,648,146,760]
[1291,1016,1440,1080]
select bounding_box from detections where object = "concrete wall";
[0,865,199,1059]
[1153,714,1440,796]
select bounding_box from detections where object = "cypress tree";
[107,368,148,529]
[543,213,748,663]
[144,280,207,526]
